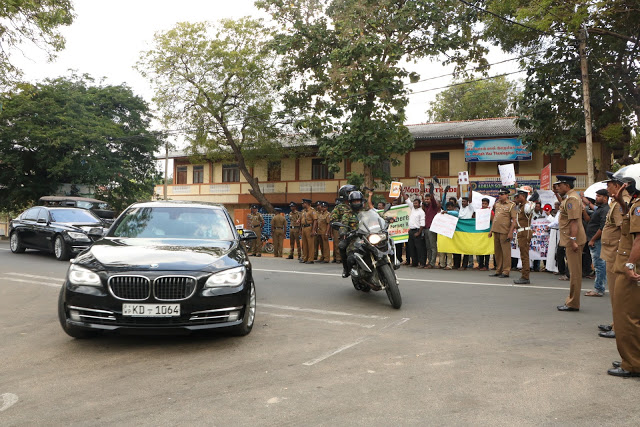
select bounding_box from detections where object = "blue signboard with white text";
[464,138,532,162]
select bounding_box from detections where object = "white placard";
[470,191,495,211]
[536,190,557,207]
[389,181,402,198]
[475,208,492,230]
[498,163,516,186]
[458,171,469,185]
[430,212,459,239]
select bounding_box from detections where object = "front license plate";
[122,304,180,317]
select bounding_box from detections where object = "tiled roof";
[407,117,525,140]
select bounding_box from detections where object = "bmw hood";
[82,238,239,271]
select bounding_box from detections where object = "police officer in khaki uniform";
[555,176,587,311]
[287,202,302,260]
[607,165,640,377]
[513,187,539,285]
[597,172,631,338]
[331,198,343,263]
[300,198,318,264]
[489,187,516,278]
[248,204,264,257]
[271,207,286,257]
[316,201,331,263]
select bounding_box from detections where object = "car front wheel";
[228,281,256,336]
[54,235,70,261]
[9,232,25,253]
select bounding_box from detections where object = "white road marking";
[6,272,63,281]
[0,247,10,251]
[3,277,61,288]
[261,311,376,328]
[0,393,19,412]
[254,268,600,292]
[303,317,410,366]
[261,303,388,319]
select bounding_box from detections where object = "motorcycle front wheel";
[380,264,402,309]
[264,242,274,254]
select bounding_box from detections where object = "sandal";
[585,290,604,297]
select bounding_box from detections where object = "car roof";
[128,201,226,210]
[38,196,109,204]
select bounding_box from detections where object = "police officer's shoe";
[498,274,509,278]
[299,259,305,263]
[513,278,530,284]
[306,261,314,264]
[557,305,579,312]
[256,254,261,257]
[488,273,501,277]
[342,269,350,278]
[607,367,640,377]
[598,324,613,332]
[287,255,294,259]
[599,330,616,338]
[612,361,621,368]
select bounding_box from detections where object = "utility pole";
[164,141,169,200]
[579,26,595,186]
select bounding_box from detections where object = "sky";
[14,0,517,168]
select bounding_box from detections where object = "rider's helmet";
[338,184,358,202]
[348,191,364,212]
[612,164,640,195]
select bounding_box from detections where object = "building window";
[543,153,567,173]
[222,164,240,182]
[176,166,187,185]
[430,152,449,176]
[193,165,204,184]
[381,160,391,177]
[312,158,334,180]
[267,161,281,182]
[497,161,520,174]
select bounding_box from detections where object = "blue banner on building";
[464,138,532,162]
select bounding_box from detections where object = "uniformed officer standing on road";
[248,204,264,257]
[607,164,640,377]
[513,187,539,284]
[555,175,587,311]
[489,187,516,278]
[316,201,331,263]
[287,202,302,260]
[331,198,343,263]
[271,207,286,257]
[597,172,631,338]
[300,198,318,264]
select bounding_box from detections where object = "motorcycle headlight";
[68,264,101,286]
[205,266,246,288]
[368,234,386,245]
[67,231,91,242]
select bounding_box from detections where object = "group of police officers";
[248,173,640,378]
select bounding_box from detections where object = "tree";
[477,0,640,178]
[427,75,520,122]
[0,74,161,212]
[0,0,75,87]
[259,0,486,188]
[137,19,295,213]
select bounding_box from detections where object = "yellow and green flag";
[436,218,494,255]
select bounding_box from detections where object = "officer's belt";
[301,224,311,227]
[517,227,531,233]
[290,226,300,229]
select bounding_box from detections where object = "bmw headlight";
[368,233,387,245]
[205,266,246,288]
[68,264,101,286]
[67,231,91,242]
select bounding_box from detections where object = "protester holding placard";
[477,198,494,270]
[422,191,440,269]
[403,191,426,268]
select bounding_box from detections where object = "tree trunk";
[220,122,275,213]
[599,142,612,181]
[363,163,375,190]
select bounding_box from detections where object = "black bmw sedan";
[58,201,257,338]
[9,207,105,260]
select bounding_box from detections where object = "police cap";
[553,175,577,185]
[498,187,511,195]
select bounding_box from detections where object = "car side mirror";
[240,229,257,241]
[331,222,345,230]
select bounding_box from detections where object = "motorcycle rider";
[330,185,357,276]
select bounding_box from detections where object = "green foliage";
[0,74,161,211]
[259,0,486,187]
[481,0,640,159]
[346,172,364,189]
[427,75,520,121]
[137,19,296,212]
[0,0,75,87]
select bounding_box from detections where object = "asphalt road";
[0,240,638,426]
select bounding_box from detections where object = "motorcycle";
[333,209,402,309]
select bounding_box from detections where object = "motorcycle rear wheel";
[380,264,402,309]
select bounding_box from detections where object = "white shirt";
[457,200,475,219]
[405,196,425,229]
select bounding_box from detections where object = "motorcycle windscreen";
[357,210,385,234]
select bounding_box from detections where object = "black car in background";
[9,207,105,261]
[58,201,257,338]
[38,196,116,225]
